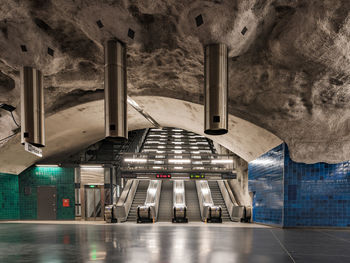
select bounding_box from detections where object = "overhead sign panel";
[24,142,42,157]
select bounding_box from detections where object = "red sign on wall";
[62,199,70,207]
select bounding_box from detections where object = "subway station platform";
[0,222,349,263]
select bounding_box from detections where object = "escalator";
[185,181,201,222]
[157,180,173,222]
[208,181,230,222]
[126,180,149,222]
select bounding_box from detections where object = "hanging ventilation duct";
[20,66,45,147]
[204,43,228,135]
[104,39,127,139]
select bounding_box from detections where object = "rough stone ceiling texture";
[0,0,349,163]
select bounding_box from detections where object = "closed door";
[37,186,57,220]
[85,186,103,220]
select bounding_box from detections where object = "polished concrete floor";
[0,222,349,263]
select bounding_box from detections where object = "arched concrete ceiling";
[0,0,350,164]
[0,96,281,174]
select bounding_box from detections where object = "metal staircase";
[63,129,148,165]
[126,180,149,222]
[208,181,231,222]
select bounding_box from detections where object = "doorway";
[84,185,104,220]
[37,186,57,220]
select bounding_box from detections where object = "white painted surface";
[0,96,281,174]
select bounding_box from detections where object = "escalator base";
[207,218,222,223]
[137,218,154,223]
[172,218,188,223]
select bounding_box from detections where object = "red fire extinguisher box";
[62,199,70,207]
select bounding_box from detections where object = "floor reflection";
[0,223,349,262]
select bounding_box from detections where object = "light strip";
[80,164,103,168]
[169,159,191,164]
[36,164,59,167]
[211,159,233,164]
[124,158,147,163]
[193,167,205,170]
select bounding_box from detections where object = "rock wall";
[0,0,349,163]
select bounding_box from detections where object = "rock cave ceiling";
[0,0,349,164]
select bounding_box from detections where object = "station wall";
[248,144,284,226]
[283,145,350,227]
[249,143,350,227]
[19,167,75,220]
[0,173,19,220]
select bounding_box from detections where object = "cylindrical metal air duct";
[104,39,127,139]
[20,66,45,147]
[204,43,228,135]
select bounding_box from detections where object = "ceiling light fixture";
[169,159,191,164]
[204,43,228,135]
[211,159,233,164]
[124,158,147,163]
[36,164,59,167]
[80,164,103,168]
[105,40,127,139]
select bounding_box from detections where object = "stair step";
[208,181,230,221]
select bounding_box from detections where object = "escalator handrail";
[173,180,186,208]
[115,179,140,222]
[196,180,217,221]
[141,180,162,221]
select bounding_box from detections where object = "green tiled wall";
[19,167,75,220]
[0,173,19,220]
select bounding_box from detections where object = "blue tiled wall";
[249,143,350,227]
[248,144,284,226]
[0,173,19,220]
[284,145,350,227]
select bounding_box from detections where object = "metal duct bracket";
[204,43,228,135]
[21,66,45,147]
[104,39,128,139]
